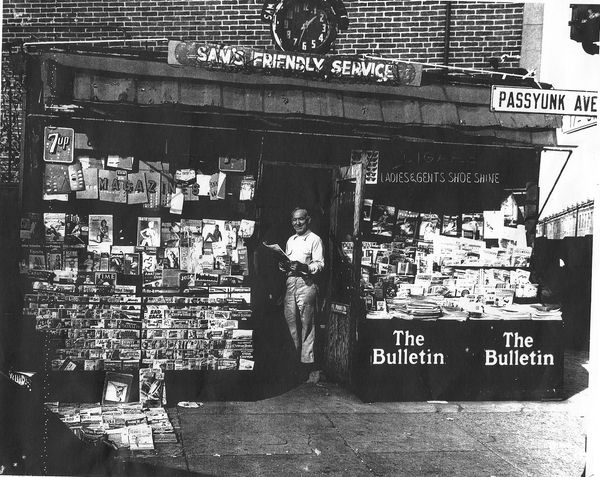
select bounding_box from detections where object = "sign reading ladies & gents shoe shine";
[167,41,422,87]
[367,142,540,213]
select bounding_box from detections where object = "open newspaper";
[261,242,290,263]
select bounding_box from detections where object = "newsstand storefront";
[16,44,562,409]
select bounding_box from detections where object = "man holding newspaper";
[266,207,324,380]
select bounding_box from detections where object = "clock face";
[272,0,337,53]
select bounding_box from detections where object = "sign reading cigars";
[491,85,598,117]
[168,41,422,87]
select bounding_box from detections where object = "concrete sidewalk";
[116,350,588,477]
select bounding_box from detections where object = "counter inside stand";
[355,302,563,402]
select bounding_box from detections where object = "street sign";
[490,86,598,117]
[562,115,597,134]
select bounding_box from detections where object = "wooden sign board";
[168,41,422,87]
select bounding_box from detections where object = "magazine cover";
[239,175,256,201]
[224,221,240,249]
[370,205,396,237]
[80,251,98,272]
[202,219,226,243]
[395,209,419,239]
[483,209,504,239]
[141,249,158,274]
[239,219,255,238]
[161,220,181,247]
[187,241,205,273]
[127,425,154,451]
[418,213,441,241]
[46,247,63,271]
[137,217,161,247]
[102,372,133,404]
[88,214,113,253]
[461,213,485,240]
[123,252,140,275]
[64,214,88,247]
[109,251,125,273]
[63,248,79,272]
[43,212,66,243]
[28,247,46,270]
[442,214,460,236]
[95,271,117,286]
[163,247,180,269]
[180,219,203,247]
[20,212,44,244]
[139,368,166,408]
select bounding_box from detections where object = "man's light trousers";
[284,276,317,364]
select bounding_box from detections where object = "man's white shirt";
[285,231,324,274]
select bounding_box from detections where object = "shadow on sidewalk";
[0,375,211,476]
[109,461,211,477]
[563,349,589,400]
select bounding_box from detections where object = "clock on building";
[270,0,340,54]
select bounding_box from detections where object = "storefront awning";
[38,52,559,146]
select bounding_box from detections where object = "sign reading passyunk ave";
[490,86,598,117]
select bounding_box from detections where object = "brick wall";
[2,0,523,66]
[1,0,525,182]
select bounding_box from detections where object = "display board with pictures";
[19,124,259,373]
[359,167,541,322]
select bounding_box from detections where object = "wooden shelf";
[447,265,527,270]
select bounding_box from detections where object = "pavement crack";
[176,406,192,472]
[321,412,380,476]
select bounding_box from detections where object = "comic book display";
[21,155,256,373]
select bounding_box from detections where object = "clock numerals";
[273,0,337,54]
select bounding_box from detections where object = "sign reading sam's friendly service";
[167,41,422,86]
[491,86,597,117]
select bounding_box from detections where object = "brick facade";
[3,1,524,66]
[1,0,525,182]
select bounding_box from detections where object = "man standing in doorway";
[280,207,324,382]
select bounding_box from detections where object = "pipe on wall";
[444,2,452,67]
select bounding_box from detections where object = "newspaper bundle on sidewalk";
[45,401,178,450]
